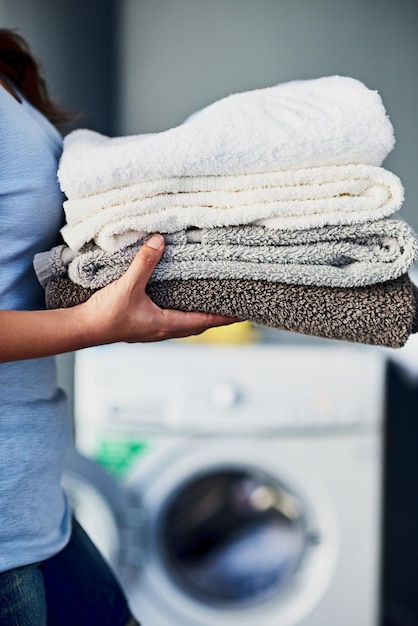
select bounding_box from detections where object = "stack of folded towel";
[35,75,418,348]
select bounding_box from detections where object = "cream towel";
[58,76,395,200]
[60,164,403,253]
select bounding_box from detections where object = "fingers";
[159,309,240,339]
[197,313,241,327]
[178,315,241,339]
[124,234,165,290]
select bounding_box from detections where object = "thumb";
[124,234,165,289]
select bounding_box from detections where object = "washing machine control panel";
[75,343,385,445]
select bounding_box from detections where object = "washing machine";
[71,341,386,626]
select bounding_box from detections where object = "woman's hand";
[81,234,239,345]
[0,235,238,363]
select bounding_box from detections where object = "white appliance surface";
[70,341,385,626]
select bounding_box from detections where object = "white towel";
[58,75,395,200]
[60,163,403,252]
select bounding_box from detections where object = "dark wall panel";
[0,0,118,135]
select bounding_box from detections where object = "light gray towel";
[34,219,418,290]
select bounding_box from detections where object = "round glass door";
[159,467,308,607]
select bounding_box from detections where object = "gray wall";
[120,0,418,234]
[0,0,118,134]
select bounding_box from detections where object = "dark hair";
[0,28,78,132]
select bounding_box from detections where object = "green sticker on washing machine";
[93,437,150,478]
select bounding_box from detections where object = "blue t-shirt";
[0,86,72,571]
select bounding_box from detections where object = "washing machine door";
[161,468,307,601]
[119,439,337,626]
[62,447,126,571]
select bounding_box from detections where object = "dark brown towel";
[45,275,418,348]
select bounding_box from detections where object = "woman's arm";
[0,234,238,363]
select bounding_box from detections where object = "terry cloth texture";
[34,221,418,291]
[44,274,418,348]
[57,75,399,253]
[35,75,418,348]
[58,76,395,199]
[33,245,76,288]
[60,164,403,253]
